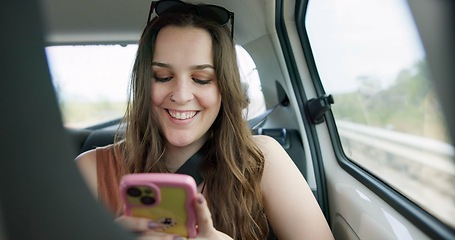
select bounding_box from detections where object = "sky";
[305,0,425,93]
[46,44,137,102]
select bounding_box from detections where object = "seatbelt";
[173,106,275,184]
[175,145,206,185]
[248,81,289,131]
[175,93,288,184]
[176,102,279,183]
[248,93,289,130]
[248,104,278,130]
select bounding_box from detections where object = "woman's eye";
[154,76,172,82]
[192,78,211,85]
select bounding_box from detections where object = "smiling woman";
[73,1,333,239]
[150,26,222,149]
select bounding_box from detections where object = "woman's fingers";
[116,197,230,240]
[137,235,182,240]
[193,194,214,236]
[137,234,180,240]
[115,215,162,233]
[193,194,232,239]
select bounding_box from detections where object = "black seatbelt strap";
[248,87,289,130]
[175,145,205,185]
[175,89,288,184]
[248,104,278,130]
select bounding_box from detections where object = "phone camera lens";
[141,196,156,205]
[126,187,141,197]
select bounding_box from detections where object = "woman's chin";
[166,135,197,148]
[165,132,208,149]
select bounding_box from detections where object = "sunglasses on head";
[147,0,234,39]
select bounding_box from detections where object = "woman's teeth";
[167,110,197,120]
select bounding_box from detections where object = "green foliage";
[60,101,126,128]
[332,60,450,142]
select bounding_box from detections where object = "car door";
[274,0,455,239]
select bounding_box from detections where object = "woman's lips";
[166,109,198,120]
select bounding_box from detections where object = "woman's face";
[151,25,222,148]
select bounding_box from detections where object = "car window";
[306,0,455,228]
[236,45,267,120]
[46,45,135,128]
[46,44,265,128]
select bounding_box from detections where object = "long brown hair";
[118,8,268,239]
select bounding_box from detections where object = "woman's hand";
[191,194,232,240]
[114,215,165,238]
[115,194,232,240]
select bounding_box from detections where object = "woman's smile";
[151,26,221,148]
[166,109,199,120]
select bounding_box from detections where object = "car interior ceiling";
[40,0,267,47]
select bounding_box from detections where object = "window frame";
[275,0,330,221]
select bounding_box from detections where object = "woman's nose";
[169,78,194,104]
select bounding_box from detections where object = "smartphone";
[119,173,198,238]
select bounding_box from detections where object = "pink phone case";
[119,173,198,238]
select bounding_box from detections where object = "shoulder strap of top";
[96,144,123,216]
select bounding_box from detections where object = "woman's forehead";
[153,26,214,66]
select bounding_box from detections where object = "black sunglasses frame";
[147,0,234,39]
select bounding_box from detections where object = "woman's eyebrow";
[152,62,214,70]
[152,62,171,68]
[191,64,215,70]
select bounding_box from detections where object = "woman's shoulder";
[75,144,121,172]
[75,149,97,169]
[253,136,334,239]
[75,148,98,196]
[74,144,118,196]
[75,144,114,163]
[252,135,288,162]
[251,134,279,147]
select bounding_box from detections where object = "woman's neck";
[164,135,208,173]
